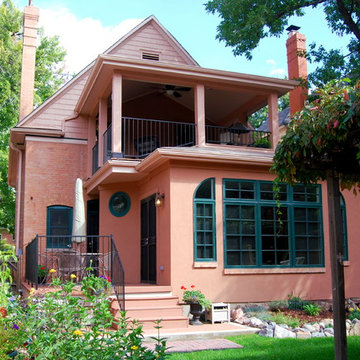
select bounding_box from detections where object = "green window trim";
[223,179,324,268]
[194,178,216,262]
[46,205,73,248]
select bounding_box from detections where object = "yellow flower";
[70,274,77,280]
[130,345,139,351]
[29,288,36,296]
[73,330,84,336]
[49,269,57,274]
[349,307,354,312]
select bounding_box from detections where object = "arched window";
[193,178,216,261]
[47,205,73,248]
[340,194,348,261]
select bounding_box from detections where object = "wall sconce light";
[155,192,164,207]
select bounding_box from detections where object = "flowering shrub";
[181,285,211,309]
[37,265,48,278]
[348,307,360,321]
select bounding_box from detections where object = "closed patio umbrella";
[72,178,86,243]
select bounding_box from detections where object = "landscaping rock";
[311,332,325,338]
[349,319,360,336]
[249,317,264,328]
[302,324,316,333]
[321,319,333,327]
[231,307,244,322]
[296,330,312,339]
[274,324,296,338]
[258,323,275,337]
[324,328,334,337]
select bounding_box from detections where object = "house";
[8,3,360,322]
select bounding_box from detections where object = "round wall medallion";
[109,192,130,217]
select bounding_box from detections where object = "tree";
[271,79,360,360]
[205,0,360,87]
[0,0,66,233]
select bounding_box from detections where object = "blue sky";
[16,0,351,77]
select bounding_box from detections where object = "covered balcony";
[76,56,297,183]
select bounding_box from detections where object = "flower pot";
[189,302,203,325]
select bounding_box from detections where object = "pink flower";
[333,120,339,128]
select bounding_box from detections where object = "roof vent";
[142,52,160,61]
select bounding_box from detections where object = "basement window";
[142,52,160,61]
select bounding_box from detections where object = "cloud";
[38,6,143,73]
[266,59,276,65]
[269,68,286,77]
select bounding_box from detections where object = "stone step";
[112,296,180,308]
[125,305,184,318]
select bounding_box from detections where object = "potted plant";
[37,265,48,284]
[181,285,211,325]
[81,271,111,298]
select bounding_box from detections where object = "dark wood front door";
[86,199,99,253]
[141,195,156,283]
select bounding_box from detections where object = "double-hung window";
[223,179,324,268]
[194,178,216,261]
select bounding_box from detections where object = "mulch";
[146,339,243,353]
[275,309,333,324]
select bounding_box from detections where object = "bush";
[303,303,322,316]
[348,307,360,321]
[6,277,168,359]
[269,300,288,312]
[287,295,305,311]
[243,304,268,314]
[270,311,300,328]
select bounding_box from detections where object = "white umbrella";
[72,178,86,243]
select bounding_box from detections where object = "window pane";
[260,182,287,201]
[242,206,255,219]
[47,206,72,248]
[195,178,213,199]
[227,251,241,265]
[242,236,256,250]
[242,251,256,265]
[226,220,239,234]
[242,221,255,234]
[226,205,240,219]
[227,236,240,250]
[224,180,254,199]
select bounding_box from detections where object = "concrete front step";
[110,286,189,331]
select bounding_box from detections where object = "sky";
[15,0,351,78]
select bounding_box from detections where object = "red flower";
[106,276,111,282]
[181,286,186,290]
[191,285,195,288]
[0,307,7,318]
[40,267,45,270]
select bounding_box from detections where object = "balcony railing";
[98,117,272,165]
[206,125,271,148]
[25,234,125,311]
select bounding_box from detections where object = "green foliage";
[4,277,168,359]
[269,311,301,328]
[0,238,16,308]
[0,0,66,233]
[268,300,288,312]
[81,270,111,298]
[348,308,360,321]
[272,79,360,192]
[303,303,322,316]
[205,0,360,86]
[287,295,305,311]
[181,285,211,309]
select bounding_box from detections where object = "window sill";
[193,262,218,269]
[224,267,326,275]
[343,261,350,267]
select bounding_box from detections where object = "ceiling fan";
[156,84,191,98]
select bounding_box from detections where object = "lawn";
[168,335,360,360]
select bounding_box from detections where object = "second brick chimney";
[286,28,308,115]
[19,2,39,121]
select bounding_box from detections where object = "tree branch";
[336,0,360,41]
[276,0,328,18]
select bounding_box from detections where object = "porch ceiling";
[76,55,298,121]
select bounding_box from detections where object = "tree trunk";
[326,169,347,360]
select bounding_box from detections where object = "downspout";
[10,143,22,254]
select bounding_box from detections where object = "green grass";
[168,335,360,360]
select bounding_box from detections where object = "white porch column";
[194,84,206,146]
[98,97,107,166]
[268,92,279,149]
[112,71,122,156]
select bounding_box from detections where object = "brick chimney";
[286,28,308,115]
[19,1,39,121]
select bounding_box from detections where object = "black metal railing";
[25,235,125,311]
[92,142,99,174]
[103,117,195,160]
[111,239,125,312]
[206,125,271,148]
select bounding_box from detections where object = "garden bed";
[274,309,333,325]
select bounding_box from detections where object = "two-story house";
[9,4,360,323]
